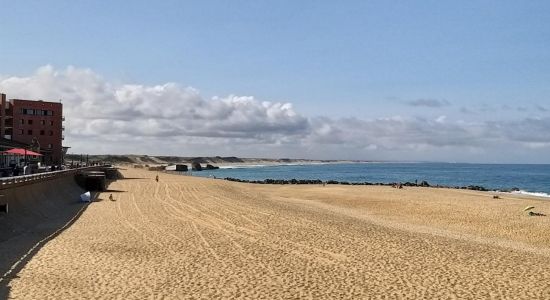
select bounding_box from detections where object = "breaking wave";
[510,190,550,198]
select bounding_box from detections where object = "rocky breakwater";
[222,177,494,192]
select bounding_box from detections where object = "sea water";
[190,163,550,196]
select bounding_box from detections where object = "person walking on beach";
[155,174,159,182]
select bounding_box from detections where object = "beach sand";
[3,167,550,299]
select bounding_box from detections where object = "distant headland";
[64,154,359,167]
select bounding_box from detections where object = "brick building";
[0,93,66,164]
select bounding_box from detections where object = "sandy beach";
[2,167,550,299]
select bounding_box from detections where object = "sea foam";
[510,190,550,198]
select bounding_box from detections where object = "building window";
[40,120,46,125]
[18,129,23,135]
[49,130,53,136]
[47,144,52,149]
[50,121,54,126]
[28,120,33,125]
[22,109,35,115]
[40,130,45,135]
[19,119,24,125]
[27,130,32,135]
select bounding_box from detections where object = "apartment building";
[0,93,65,164]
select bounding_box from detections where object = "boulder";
[465,185,488,191]
[175,164,188,171]
[419,180,430,187]
[205,164,219,170]
[192,162,202,171]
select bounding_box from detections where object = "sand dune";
[2,168,550,299]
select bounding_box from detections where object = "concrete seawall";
[0,175,87,242]
[0,166,119,242]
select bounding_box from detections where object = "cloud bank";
[1,66,549,163]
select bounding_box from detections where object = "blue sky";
[1,1,549,162]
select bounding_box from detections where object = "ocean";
[190,162,550,197]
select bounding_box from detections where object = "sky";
[0,1,549,163]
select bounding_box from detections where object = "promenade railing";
[0,166,102,190]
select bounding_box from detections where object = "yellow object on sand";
[524,206,535,211]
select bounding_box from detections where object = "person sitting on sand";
[109,194,115,201]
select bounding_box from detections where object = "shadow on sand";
[104,189,127,193]
[0,175,112,299]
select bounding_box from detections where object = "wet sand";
[4,167,550,299]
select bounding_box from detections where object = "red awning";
[2,148,43,156]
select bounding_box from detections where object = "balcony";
[62,135,65,140]
[62,116,65,121]
[62,126,65,131]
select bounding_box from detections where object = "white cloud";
[435,115,447,123]
[1,65,309,142]
[1,66,550,162]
